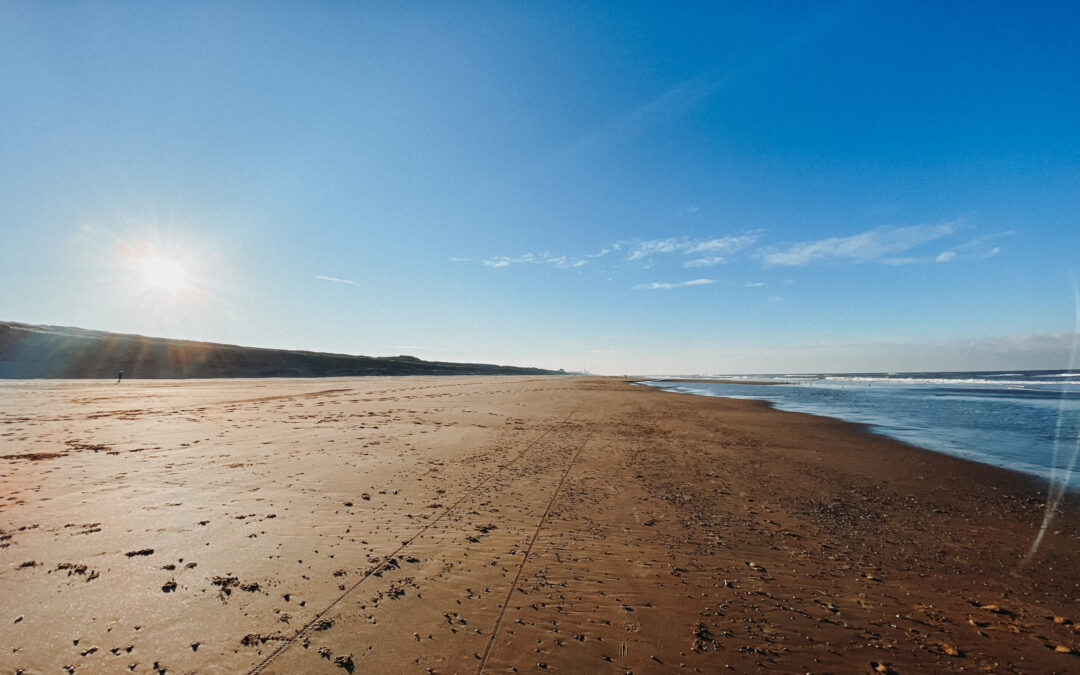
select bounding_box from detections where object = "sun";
[139,255,188,293]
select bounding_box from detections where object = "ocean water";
[643,370,1080,489]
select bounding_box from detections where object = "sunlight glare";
[140,255,188,293]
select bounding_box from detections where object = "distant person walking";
[116,370,123,384]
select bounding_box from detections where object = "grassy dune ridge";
[0,322,561,379]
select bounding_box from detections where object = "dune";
[0,322,561,379]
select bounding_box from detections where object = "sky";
[2,1,1078,375]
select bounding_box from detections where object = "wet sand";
[2,376,1078,674]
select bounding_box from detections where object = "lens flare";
[1026,276,1080,562]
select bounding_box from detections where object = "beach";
[2,375,1078,673]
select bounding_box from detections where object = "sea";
[642,370,1080,490]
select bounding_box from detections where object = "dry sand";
[1,376,1078,674]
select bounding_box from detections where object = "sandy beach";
[2,376,1078,674]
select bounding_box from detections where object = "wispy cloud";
[477,221,988,278]
[683,256,726,268]
[933,230,1012,263]
[635,278,717,290]
[317,275,359,285]
[482,253,587,269]
[762,222,960,267]
[625,238,684,260]
[587,244,621,259]
[480,235,756,273]
[627,234,758,264]
[745,281,765,287]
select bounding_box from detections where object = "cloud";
[684,256,726,268]
[762,222,960,267]
[635,278,717,290]
[316,275,359,285]
[627,234,758,263]
[931,238,1005,264]
[482,235,757,273]
[587,245,619,259]
[482,253,587,269]
[745,281,765,287]
[689,237,756,254]
[626,238,684,260]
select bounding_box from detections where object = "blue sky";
[2,1,1078,374]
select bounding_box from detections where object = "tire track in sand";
[246,404,586,675]
[475,414,603,675]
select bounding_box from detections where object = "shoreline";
[2,376,1077,672]
[632,378,1071,511]
[636,377,1080,495]
[630,378,790,385]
